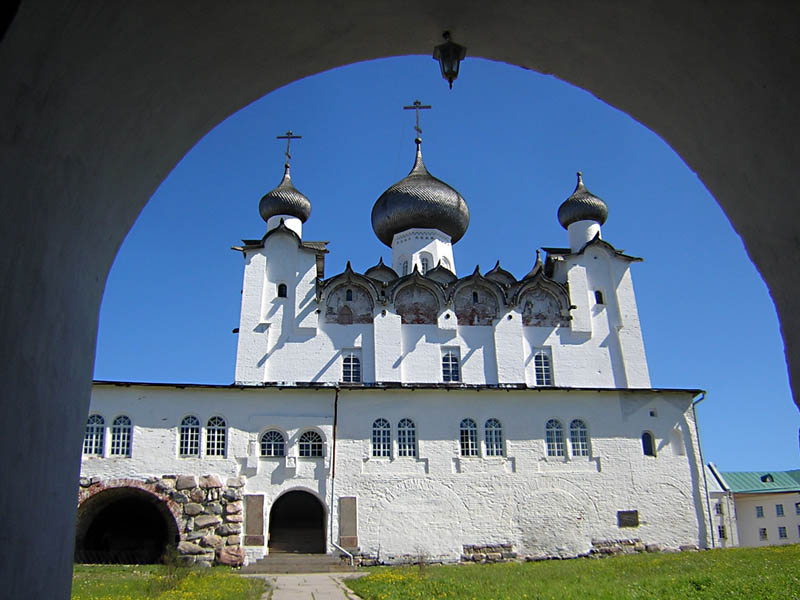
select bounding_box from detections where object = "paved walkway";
[248,572,367,600]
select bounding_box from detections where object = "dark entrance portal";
[268,491,325,553]
[75,488,179,564]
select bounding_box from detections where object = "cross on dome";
[403,99,431,140]
[276,130,302,167]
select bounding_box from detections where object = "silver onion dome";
[557,172,608,230]
[259,164,312,223]
[371,139,470,247]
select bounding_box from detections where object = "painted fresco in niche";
[454,285,498,326]
[325,285,374,324]
[520,288,563,327]
[395,285,438,324]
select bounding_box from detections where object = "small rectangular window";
[795,502,800,515]
[776,503,784,517]
[442,348,461,383]
[755,505,764,518]
[594,290,604,304]
[778,526,787,539]
[759,528,768,541]
[714,503,724,516]
[617,510,639,528]
[718,525,726,540]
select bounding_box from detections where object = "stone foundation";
[78,474,246,567]
[461,543,517,563]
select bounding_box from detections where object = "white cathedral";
[76,123,712,568]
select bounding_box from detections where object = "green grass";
[346,544,800,600]
[71,564,265,600]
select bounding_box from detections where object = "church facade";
[77,129,712,566]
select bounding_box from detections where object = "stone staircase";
[241,551,356,574]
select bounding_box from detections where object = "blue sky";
[94,56,799,472]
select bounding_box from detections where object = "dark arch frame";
[267,489,327,554]
[2,3,800,597]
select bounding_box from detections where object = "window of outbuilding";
[206,416,226,457]
[372,418,391,457]
[756,505,764,518]
[459,418,478,457]
[545,419,565,457]
[179,416,201,457]
[260,430,286,457]
[397,418,417,457]
[641,431,656,457]
[277,283,287,298]
[484,418,504,457]
[718,525,726,539]
[299,430,323,457]
[779,526,787,539]
[776,504,784,517]
[442,350,461,383]
[83,414,105,457]
[110,415,132,457]
[759,528,768,541]
[569,419,590,457]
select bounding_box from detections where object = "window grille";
[260,430,285,457]
[402,261,409,276]
[778,526,787,539]
[371,418,391,457]
[569,419,590,457]
[756,505,764,518]
[343,353,361,383]
[534,351,552,386]
[795,502,800,515]
[759,528,768,541]
[776,503,785,517]
[718,525,726,539]
[83,415,105,456]
[460,418,478,457]
[442,351,460,382]
[484,418,504,457]
[641,431,656,457]
[421,257,430,274]
[110,415,132,457]
[397,418,417,457]
[179,416,200,457]
[545,419,565,457]
[715,503,724,516]
[299,430,323,457]
[206,416,226,457]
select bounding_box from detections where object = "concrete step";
[241,552,357,574]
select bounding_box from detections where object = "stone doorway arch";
[75,487,180,564]
[268,490,326,554]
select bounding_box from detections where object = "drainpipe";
[692,392,715,549]
[329,386,354,566]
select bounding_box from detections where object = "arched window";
[421,257,430,274]
[206,416,226,457]
[472,291,479,304]
[179,415,200,457]
[594,290,604,304]
[569,419,590,457]
[442,350,461,382]
[371,418,391,457]
[441,257,451,271]
[110,415,132,457]
[534,351,553,386]
[460,418,478,457]
[397,418,417,457]
[346,288,353,301]
[260,430,285,457]
[545,419,565,457]
[402,260,409,276]
[485,418,504,457]
[83,414,104,456]
[642,431,656,457]
[299,430,323,457]
[277,283,287,298]
[343,353,361,383]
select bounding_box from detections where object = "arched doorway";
[75,487,179,564]
[268,491,326,554]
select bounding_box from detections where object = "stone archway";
[75,487,180,564]
[2,3,800,597]
[268,490,326,554]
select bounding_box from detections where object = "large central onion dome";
[557,172,608,229]
[259,164,312,223]
[371,139,470,247]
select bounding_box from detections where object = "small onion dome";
[371,139,470,247]
[557,172,608,230]
[259,164,312,223]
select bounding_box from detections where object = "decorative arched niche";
[394,283,440,324]
[517,281,570,327]
[325,284,374,324]
[453,283,499,326]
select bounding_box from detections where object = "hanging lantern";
[433,31,467,89]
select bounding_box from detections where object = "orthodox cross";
[403,99,432,137]
[276,130,302,166]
